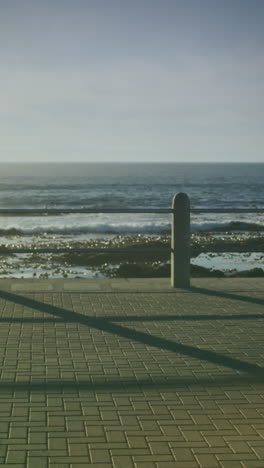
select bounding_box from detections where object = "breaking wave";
[0,219,264,237]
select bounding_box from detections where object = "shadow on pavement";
[0,313,263,324]
[1,289,264,382]
[190,286,264,307]
[0,374,263,393]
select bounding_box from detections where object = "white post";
[171,193,190,288]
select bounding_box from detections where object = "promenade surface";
[0,278,263,468]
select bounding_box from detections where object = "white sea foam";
[1,163,263,277]
[1,213,264,236]
[0,163,264,237]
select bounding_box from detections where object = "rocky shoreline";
[0,232,263,278]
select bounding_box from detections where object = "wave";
[0,223,170,236]
[0,220,264,237]
[192,221,264,232]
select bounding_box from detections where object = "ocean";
[0,162,263,278]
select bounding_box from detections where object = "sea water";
[0,162,263,277]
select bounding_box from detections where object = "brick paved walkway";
[0,278,263,467]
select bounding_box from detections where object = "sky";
[0,0,264,163]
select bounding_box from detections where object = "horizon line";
[0,161,264,165]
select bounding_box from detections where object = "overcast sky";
[0,0,264,163]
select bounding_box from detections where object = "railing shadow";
[100,313,264,322]
[1,290,264,382]
[12,284,263,308]
[190,286,264,307]
[0,313,263,324]
[0,374,263,393]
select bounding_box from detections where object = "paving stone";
[195,453,221,467]
[112,455,134,467]
[0,278,263,467]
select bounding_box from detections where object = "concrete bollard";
[171,193,190,288]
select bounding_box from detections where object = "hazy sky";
[1,0,264,162]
